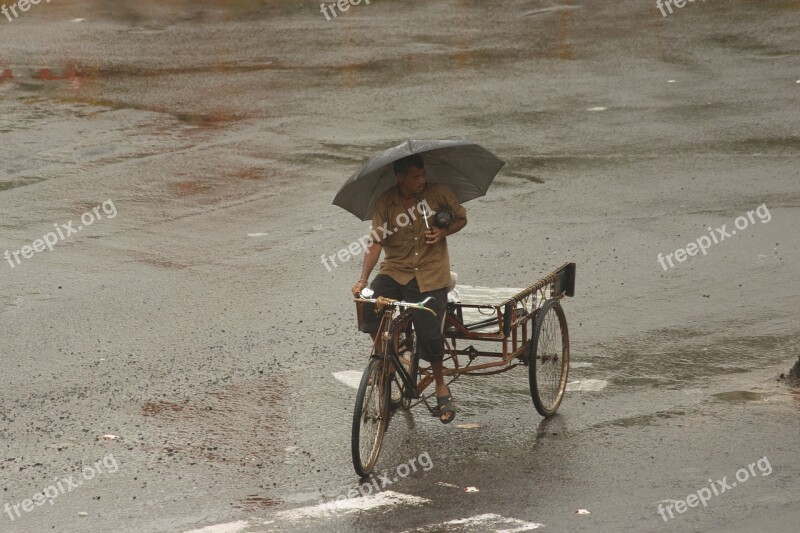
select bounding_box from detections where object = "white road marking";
[247,232,268,237]
[333,370,363,389]
[566,379,608,392]
[524,5,581,16]
[587,106,607,111]
[275,490,429,521]
[183,520,249,533]
[405,513,544,532]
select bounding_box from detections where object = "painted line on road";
[275,490,429,521]
[404,513,544,532]
[183,520,249,533]
[333,370,362,389]
[566,379,608,392]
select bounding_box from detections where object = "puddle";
[175,113,239,128]
[712,390,768,402]
[502,170,546,184]
[715,137,800,154]
[139,258,190,269]
[704,33,798,58]
[0,178,47,192]
[593,410,686,429]
[594,331,798,389]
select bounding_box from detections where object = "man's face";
[396,165,426,195]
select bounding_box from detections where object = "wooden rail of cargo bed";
[390,263,575,393]
[440,262,576,372]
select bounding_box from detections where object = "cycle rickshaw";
[351,262,576,476]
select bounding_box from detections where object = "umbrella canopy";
[332,137,505,221]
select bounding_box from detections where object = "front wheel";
[529,299,570,417]
[352,356,390,477]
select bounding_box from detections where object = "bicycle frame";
[372,308,421,400]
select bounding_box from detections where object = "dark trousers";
[362,274,448,363]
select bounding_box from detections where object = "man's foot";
[434,388,456,424]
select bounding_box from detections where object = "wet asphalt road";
[1,0,799,532]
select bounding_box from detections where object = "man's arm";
[353,199,389,297]
[425,185,467,244]
[352,242,382,297]
[446,215,467,236]
[360,241,382,281]
[425,216,465,244]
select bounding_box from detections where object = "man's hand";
[425,227,447,245]
[352,279,368,298]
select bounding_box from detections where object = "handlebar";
[353,295,437,316]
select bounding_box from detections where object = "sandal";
[433,388,456,424]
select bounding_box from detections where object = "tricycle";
[351,262,576,476]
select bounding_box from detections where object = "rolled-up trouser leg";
[403,278,448,363]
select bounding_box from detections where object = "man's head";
[393,154,426,196]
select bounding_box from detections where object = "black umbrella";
[332,137,505,221]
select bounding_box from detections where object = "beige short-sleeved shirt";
[371,182,466,293]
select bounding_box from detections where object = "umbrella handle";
[421,203,430,230]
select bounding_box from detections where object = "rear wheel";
[352,356,390,477]
[529,299,570,417]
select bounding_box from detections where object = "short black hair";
[393,154,425,176]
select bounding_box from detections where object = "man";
[352,154,467,423]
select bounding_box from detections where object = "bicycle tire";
[352,356,390,477]
[529,299,570,417]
